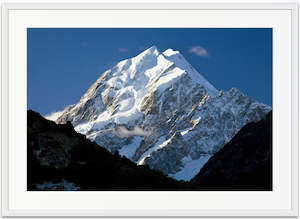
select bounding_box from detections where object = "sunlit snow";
[68,46,219,135]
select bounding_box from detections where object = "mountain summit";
[57,46,271,180]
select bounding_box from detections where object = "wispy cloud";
[188,46,209,57]
[118,48,129,52]
[114,126,149,138]
[44,108,66,122]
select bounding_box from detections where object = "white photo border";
[1,2,299,218]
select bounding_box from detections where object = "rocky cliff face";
[56,46,271,180]
[191,111,272,190]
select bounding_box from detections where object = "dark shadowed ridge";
[27,110,192,191]
[28,110,272,191]
[190,111,272,191]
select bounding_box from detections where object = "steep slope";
[56,46,217,128]
[56,46,271,181]
[191,111,272,191]
[28,110,192,191]
[142,87,270,180]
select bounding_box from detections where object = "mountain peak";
[163,48,180,57]
[56,45,271,181]
[138,45,160,57]
[148,45,158,51]
[161,48,218,96]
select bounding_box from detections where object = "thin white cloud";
[118,48,129,52]
[189,46,209,57]
[44,109,66,122]
[114,126,149,138]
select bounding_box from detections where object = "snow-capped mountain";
[56,46,271,181]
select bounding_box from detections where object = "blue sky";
[27,28,272,116]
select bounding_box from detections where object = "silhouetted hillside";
[27,110,192,191]
[191,111,272,191]
[28,110,272,191]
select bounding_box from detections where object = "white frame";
[1,2,299,218]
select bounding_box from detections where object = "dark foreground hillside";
[28,110,272,191]
[27,110,191,191]
[191,111,272,191]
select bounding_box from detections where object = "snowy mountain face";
[56,46,271,181]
